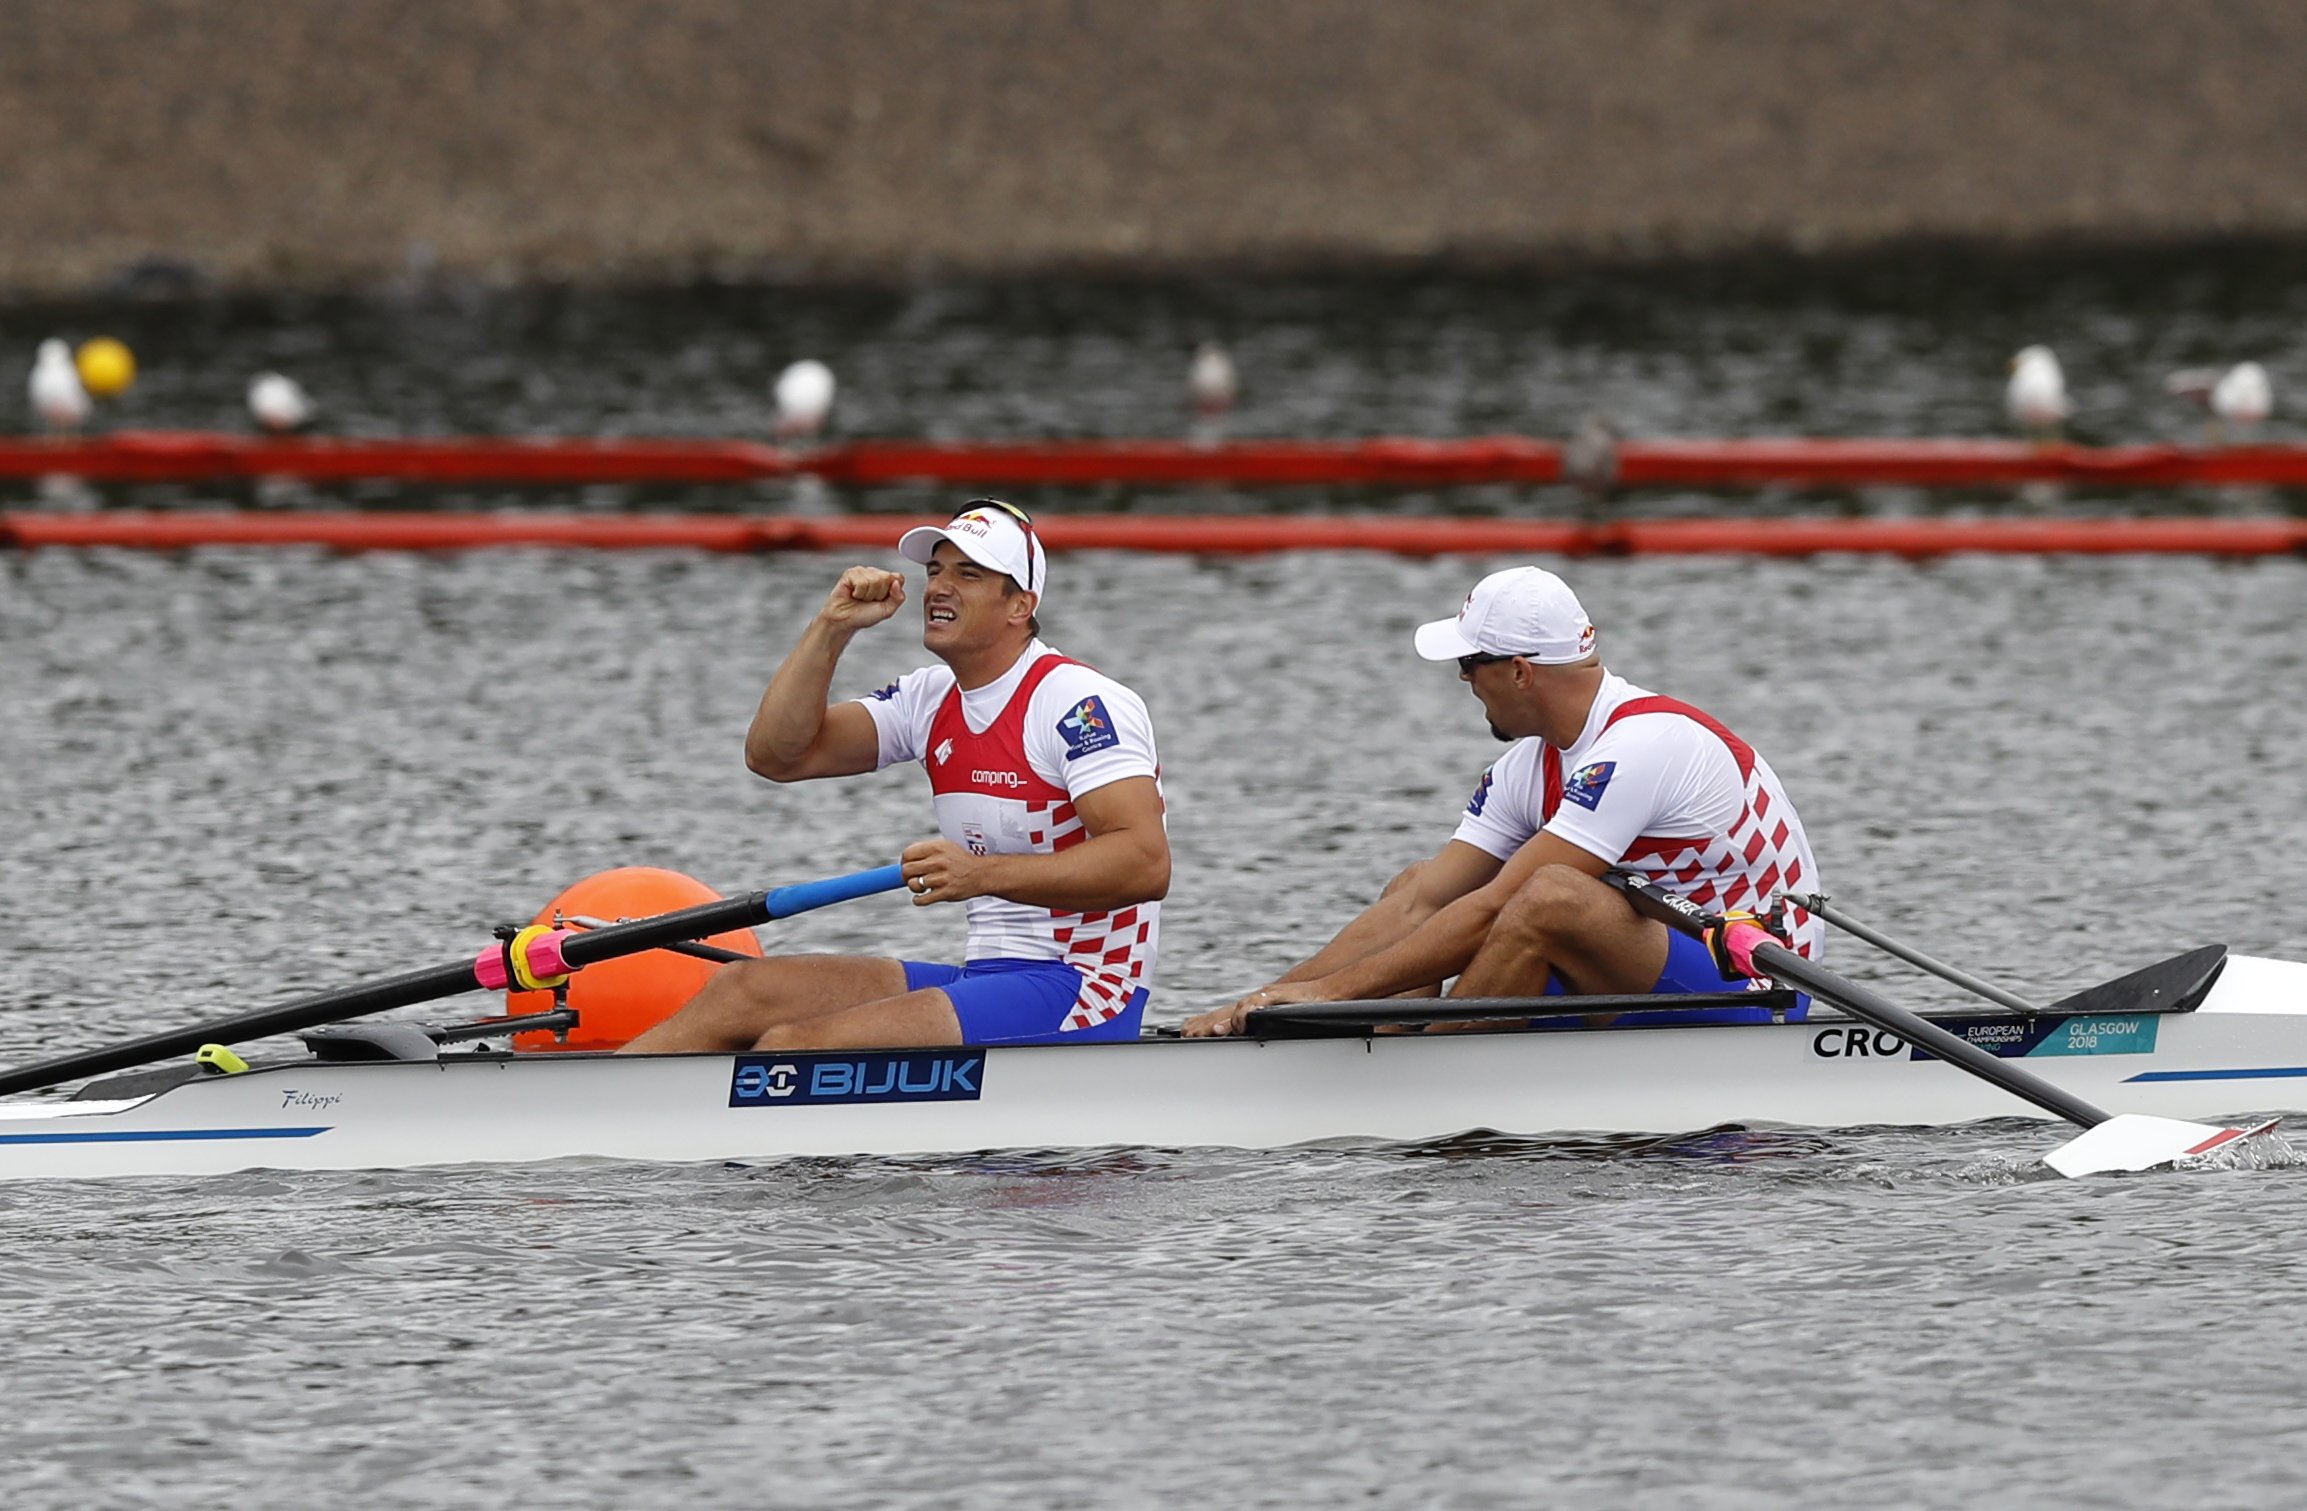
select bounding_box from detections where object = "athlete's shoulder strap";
[1600,694,1755,780]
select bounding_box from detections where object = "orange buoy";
[506,866,762,1051]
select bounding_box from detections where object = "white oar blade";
[2043,1115,2279,1179]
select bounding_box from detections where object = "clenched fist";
[821,566,907,631]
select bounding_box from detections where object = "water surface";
[4,266,2307,1507]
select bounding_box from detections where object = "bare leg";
[752,986,964,1051]
[620,955,911,1053]
[1450,866,1671,1001]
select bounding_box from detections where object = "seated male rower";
[1182,564,1821,1037]
[625,499,1169,1053]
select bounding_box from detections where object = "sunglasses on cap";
[956,497,1040,591]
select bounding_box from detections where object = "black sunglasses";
[1457,652,1517,673]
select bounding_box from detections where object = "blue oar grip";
[763,864,906,920]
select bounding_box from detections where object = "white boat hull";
[4,953,2305,1182]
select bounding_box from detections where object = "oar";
[0,864,904,1098]
[1789,891,2040,1013]
[561,914,750,965]
[1606,872,2274,1178]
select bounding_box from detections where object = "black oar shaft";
[0,958,486,1099]
[1794,893,2041,1014]
[562,915,750,965]
[1743,939,2111,1130]
[1607,872,2113,1132]
[0,890,782,1099]
[2,865,913,1097]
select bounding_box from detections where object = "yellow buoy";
[75,337,137,399]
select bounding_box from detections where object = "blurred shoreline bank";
[8,1,2307,300]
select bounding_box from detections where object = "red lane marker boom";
[5,511,2303,557]
[0,433,797,485]
[13,432,2307,490]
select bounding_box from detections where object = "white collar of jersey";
[951,641,1056,730]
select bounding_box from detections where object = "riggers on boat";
[1,944,2301,1184]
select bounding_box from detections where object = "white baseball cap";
[1414,566,1597,663]
[897,500,1046,600]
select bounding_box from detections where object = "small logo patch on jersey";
[1466,767,1495,817]
[869,681,900,701]
[1058,696,1119,760]
[933,737,954,766]
[1561,760,1617,810]
[961,823,989,857]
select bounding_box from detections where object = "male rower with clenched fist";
[624,499,1169,1054]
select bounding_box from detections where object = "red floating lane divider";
[807,437,1566,488]
[0,432,799,485]
[12,431,2307,490]
[0,510,769,553]
[5,511,2303,557]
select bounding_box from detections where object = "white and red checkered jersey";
[1451,671,1824,959]
[857,641,1164,1026]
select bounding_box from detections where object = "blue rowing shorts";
[1538,928,1810,1026]
[903,957,1148,1045]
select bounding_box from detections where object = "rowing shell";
[1,949,2302,1184]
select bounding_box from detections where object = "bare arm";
[1300,832,1609,1002]
[745,567,905,782]
[1178,840,1500,1037]
[1273,841,1504,984]
[901,775,1171,913]
[1182,832,1608,1036]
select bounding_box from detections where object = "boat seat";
[299,1022,443,1062]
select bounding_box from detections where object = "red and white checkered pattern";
[917,653,1163,1016]
[1051,898,1159,1031]
[1577,696,1823,960]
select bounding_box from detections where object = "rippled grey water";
[6,266,2307,1507]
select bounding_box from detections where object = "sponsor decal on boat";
[728,1051,985,1108]
[1940,1015,2161,1059]
[1810,1015,2160,1061]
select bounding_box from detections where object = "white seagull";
[2166,361,2273,444]
[2006,346,2071,441]
[774,359,836,440]
[2212,361,2273,436]
[1188,342,1238,416]
[248,372,315,433]
[29,339,91,435]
